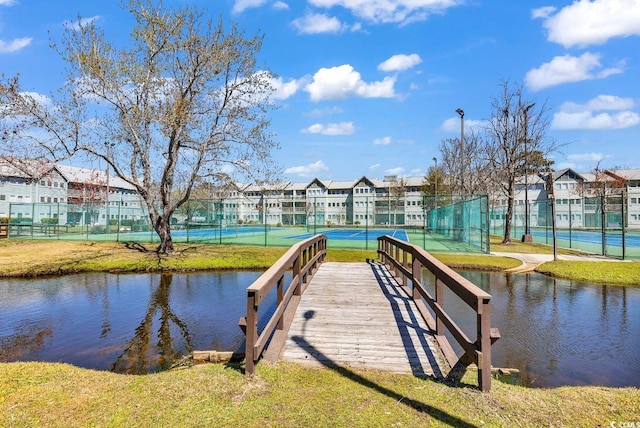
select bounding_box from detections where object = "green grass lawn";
[1,361,638,427]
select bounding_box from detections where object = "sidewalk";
[491,252,621,273]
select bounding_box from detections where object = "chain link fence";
[2,195,490,253]
[490,194,640,259]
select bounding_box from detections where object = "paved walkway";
[492,252,621,273]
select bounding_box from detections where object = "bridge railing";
[240,234,327,376]
[377,235,500,392]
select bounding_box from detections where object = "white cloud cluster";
[308,0,462,25]
[284,160,329,177]
[535,0,640,48]
[232,0,270,14]
[305,64,396,101]
[525,52,623,91]
[302,121,355,135]
[377,54,422,72]
[552,95,640,130]
[292,13,346,34]
[0,37,32,53]
[373,136,391,145]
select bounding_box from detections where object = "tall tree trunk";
[154,215,175,253]
[502,183,515,244]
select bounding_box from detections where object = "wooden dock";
[280,262,449,378]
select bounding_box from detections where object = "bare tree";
[439,129,489,196]
[0,0,278,253]
[484,80,560,244]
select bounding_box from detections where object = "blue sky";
[1,0,639,182]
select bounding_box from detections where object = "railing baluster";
[435,277,445,337]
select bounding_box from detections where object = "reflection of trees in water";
[0,326,53,361]
[111,274,193,374]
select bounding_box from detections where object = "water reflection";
[0,271,264,374]
[423,271,640,388]
[112,274,193,374]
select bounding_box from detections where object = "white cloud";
[19,92,54,109]
[552,95,640,130]
[440,117,488,133]
[63,15,101,31]
[0,0,16,5]
[232,0,269,14]
[301,121,355,135]
[525,52,624,91]
[567,153,605,163]
[531,6,555,19]
[292,12,344,34]
[369,163,381,170]
[385,167,405,176]
[378,54,422,72]
[373,136,391,145]
[270,76,304,100]
[305,64,396,101]
[308,0,462,25]
[552,111,640,130]
[272,1,289,10]
[560,95,635,113]
[0,37,32,53]
[284,160,329,177]
[536,0,640,48]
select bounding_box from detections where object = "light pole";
[432,157,438,207]
[522,102,535,243]
[456,108,464,195]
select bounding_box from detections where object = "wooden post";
[477,297,492,392]
[276,276,284,330]
[293,254,301,296]
[401,248,408,287]
[435,277,444,336]
[245,291,258,376]
[412,256,421,302]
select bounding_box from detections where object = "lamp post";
[432,156,438,207]
[522,102,535,243]
[456,108,464,195]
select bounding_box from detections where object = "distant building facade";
[2,158,640,230]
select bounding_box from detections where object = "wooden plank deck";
[280,261,449,378]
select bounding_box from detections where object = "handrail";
[240,234,327,376]
[377,235,499,392]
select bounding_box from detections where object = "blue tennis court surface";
[286,228,409,242]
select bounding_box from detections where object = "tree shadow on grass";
[290,335,478,428]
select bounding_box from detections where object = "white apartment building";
[495,168,640,230]
[3,159,640,231]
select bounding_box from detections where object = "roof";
[56,164,137,191]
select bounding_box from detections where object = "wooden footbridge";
[239,234,500,391]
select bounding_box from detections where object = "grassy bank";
[0,240,518,278]
[2,239,640,285]
[1,361,638,427]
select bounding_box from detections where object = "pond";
[1,270,639,388]
[0,272,273,374]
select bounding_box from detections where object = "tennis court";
[286,228,409,242]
